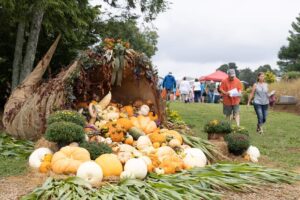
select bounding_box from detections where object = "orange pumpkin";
[117,118,133,131]
[39,161,51,173]
[95,154,123,177]
[148,112,158,121]
[121,105,134,117]
[130,115,157,134]
[148,130,165,144]
[124,135,134,145]
[153,142,160,148]
[159,155,184,174]
[108,122,125,142]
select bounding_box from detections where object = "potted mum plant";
[204,120,232,140]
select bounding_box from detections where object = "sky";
[91,0,300,79]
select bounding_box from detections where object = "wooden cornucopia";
[3,37,299,200]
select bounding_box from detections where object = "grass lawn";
[170,102,300,168]
[0,157,28,177]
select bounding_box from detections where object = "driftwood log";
[3,36,165,140]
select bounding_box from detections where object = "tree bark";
[19,8,44,83]
[11,21,25,89]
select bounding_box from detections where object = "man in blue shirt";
[162,72,176,101]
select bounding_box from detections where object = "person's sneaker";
[259,127,264,134]
[256,124,261,133]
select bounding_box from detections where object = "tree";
[95,19,158,57]
[278,13,300,72]
[238,68,256,86]
[217,62,239,77]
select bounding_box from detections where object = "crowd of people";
[160,70,274,134]
[160,72,221,104]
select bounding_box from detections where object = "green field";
[170,102,300,168]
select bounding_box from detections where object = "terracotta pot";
[207,133,226,141]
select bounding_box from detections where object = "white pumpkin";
[132,150,143,158]
[120,171,135,180]
[156,146,176,162]
[137,136,152,150]
[76,161,103,186]
[140,146,155,155]
[29,148,52,169]
[104,138,112,145]
[183,148,207,169]
[139,105,150,116]
[246,145,260,162]
[118,151,132,164]
[140,156,152,166]
[102,111,119,121]
[124,158,148,180]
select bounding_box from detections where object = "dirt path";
[0,173,47,200]
[223,182,300,200]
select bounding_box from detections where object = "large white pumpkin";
[137,136,152,150]
[76,161,103,186]
[119,144,136,153]
[183,148,207,169]
[124,158,148,179]
[29,147,52,169]
[246,145,260,162]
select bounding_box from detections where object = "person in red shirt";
[219,69,243,126]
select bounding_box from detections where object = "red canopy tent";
[199,70,228,82]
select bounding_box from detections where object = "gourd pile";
[29,92,207,187]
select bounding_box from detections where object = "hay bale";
[209,140,229,157]
[34,137,59,152]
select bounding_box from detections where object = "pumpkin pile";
[28,92,207,186]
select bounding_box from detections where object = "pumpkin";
[148,112,158,121]
[124,135,134,145]
[117,118,133,131]
[39,161,51,173]
[136,136,152,150]
[77,161,103,186]
[168,139,181,148]
[140,156,154,172]
[154,167,165,175]
[95,154,123,177]
[156,146,176,162]
[120,171,135,180]
[148,152,160,168]
[160,129,183,144]
[183,148,207,169]
[130,116,157,134]
[148,130,165,144]
[43,154,53,162]
[117,151,132,164]
[124,158,148,179]
[128,127,145,140]
[138,105,150,116]
[29,148,53,169]
[51,146,90,174]
[108,122,125,142]
[119,144,136,153]
[159,155,184,174]
[121,105,134,117]
[153,142,160,148]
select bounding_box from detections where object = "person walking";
[207,80,216,103]
[179,77,191,103]
[162,72,176,101]
[193,79,201,102]
[247,72,270,134]
[219,69,243,126]
[200,81,206,102]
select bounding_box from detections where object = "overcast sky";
[91,0,300,79]
[152,0,300,79]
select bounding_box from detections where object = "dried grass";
[269,79,300,100]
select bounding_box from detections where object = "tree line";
[0,0,168,107]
